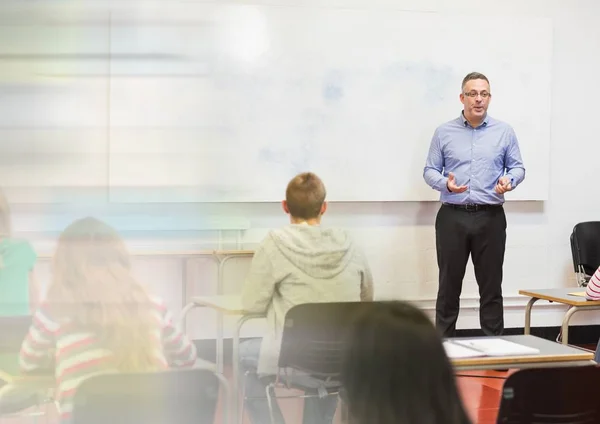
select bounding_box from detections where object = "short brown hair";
[285,172,326,220]
[461,72,489,90]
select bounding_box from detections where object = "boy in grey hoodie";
[239,172,373,424]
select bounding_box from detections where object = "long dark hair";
[341,301,472,424]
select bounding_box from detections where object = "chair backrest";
[571,221,600,277]
[0,316,31,351]
[70,368,221,424]
[497,366,600,424]
[0,316,36,380]
[277,301,371,378]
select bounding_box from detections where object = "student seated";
[584,265,600,300]
[578,268,600,363]
[583,267,600,362]
[341,301,472,424]
[0,188,39,318]
[18,217,197,422]
[239,172,374,424]
[588,266,600,361]
[0,188,40,384]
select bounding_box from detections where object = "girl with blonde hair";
[18,217,197,421]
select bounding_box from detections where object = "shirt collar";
[460,110,489,128]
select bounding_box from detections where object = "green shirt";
[0,238,37,316]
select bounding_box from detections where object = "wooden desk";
[450,335,595,370]
[519,288,600,344]
[191,295,245,315]
[128,250,254,312]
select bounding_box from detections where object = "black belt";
[443,203,502,212]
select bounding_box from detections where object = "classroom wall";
[6,0,600,339]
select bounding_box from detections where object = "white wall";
[5,0,600,339]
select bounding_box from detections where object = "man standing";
[423,72,525,337]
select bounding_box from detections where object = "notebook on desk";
[444,338,541,359]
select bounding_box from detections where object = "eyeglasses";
[463,91,491,98]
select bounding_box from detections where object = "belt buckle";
[465,203,477,212]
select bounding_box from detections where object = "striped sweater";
[18,296,197,420]
[585,266,600,300]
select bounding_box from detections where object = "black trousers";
[434,203,507,337]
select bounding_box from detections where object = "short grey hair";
[461,72,489,90]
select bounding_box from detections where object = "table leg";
[217,255,237,294]
[233,314,265,424]
[561,306,580,345]
[232,318,242,424]
[524,297,539,335]
[216,311,224,374]
[181,258,189,330]
[214,372,231,424]
[214,256,234,377]
[216,253,254,295]
[179,302,197,328]
[215,254,250,376]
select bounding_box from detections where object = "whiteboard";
[109,5,552,202]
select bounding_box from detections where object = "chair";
[570,221,600,287]
[242,301,369,424]
[0,316,55,421]
[70,368,228,424]
[496,366,600,423]
[0,316,32,352]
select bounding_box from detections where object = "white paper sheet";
[453,338,540,357]
[443,341,486,359]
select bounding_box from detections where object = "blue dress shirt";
[423,112,525,205]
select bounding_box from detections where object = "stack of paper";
[443,341,485,359]
[447,338,540,357]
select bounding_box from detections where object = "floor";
[0,369,507,424]
[218,368,510,424]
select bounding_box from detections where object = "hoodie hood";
[268,224,355,279]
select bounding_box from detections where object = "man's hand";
[494,176,512,194]
[446,172,468,193]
